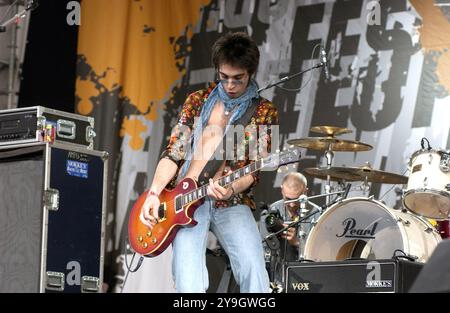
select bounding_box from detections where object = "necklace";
[224,103,239,116]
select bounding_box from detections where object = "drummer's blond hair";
[281,172,308,189]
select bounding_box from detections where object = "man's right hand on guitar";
[140,192,160,228]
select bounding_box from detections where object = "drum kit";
[278,125,450,264]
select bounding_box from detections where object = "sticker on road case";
[66,160,88,178]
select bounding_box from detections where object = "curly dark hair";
[211,32,260,76]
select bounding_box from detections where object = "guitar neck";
[179,159,264,207]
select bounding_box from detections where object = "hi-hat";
[287,137,373,152]
[310,126,352,137]
[304,165,408,184]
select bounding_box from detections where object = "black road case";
[0,142,108,292]
[0,106,96,149]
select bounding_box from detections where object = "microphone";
[320,46,330,81]
[298,194,308,211]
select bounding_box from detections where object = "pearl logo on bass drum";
[336,217,379,239]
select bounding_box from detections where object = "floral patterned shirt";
[160,82,279,209]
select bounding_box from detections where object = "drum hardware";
[397,217,410,225]
[440,154,449,172]
[424,226,434,233]
[324,149,333,204]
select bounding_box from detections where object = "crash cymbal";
[310,126,352,137]
[287,137,373,152]
[304,167,362,182]
[304,165,408,184]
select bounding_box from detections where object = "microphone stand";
[284,190,346,205]
[263,206,321,243]
[264,190,346,243]
[257,62,325,93]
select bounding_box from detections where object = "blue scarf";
[179,80,259,178]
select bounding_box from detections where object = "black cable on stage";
[420,137,432,151]
[276,43,322,93]
[392,249,416,262]
[120,237,144,293]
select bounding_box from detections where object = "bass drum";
[303,197,441,263]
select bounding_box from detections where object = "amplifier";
[0,106,95,149]
[285,259,423,293]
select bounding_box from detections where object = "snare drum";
[303,197,441,262]
[403,149,450,220]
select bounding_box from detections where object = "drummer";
[260,172,319,283]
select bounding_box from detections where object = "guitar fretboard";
[176,159,263,208]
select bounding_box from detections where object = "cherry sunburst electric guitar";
[128,148,301,257]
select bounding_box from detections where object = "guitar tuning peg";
[277,168,282,173]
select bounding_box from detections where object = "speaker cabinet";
[285,258,423,293]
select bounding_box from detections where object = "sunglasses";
[218,78,245,86]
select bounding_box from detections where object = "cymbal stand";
[352,176,371,197]
[324,147,334,205]
[362,176,371,197]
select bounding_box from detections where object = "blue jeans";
[172,199,270,293]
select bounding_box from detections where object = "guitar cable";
[121,237,144,293]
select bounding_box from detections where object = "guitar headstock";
[262,147,302,170]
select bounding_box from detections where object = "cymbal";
[310,126,352,137]
[304,165,408,184]
[304,167,362,182]
[287,137,373,152]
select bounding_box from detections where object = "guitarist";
[141,32,279,293]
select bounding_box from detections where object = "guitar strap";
[197,97,259,186]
